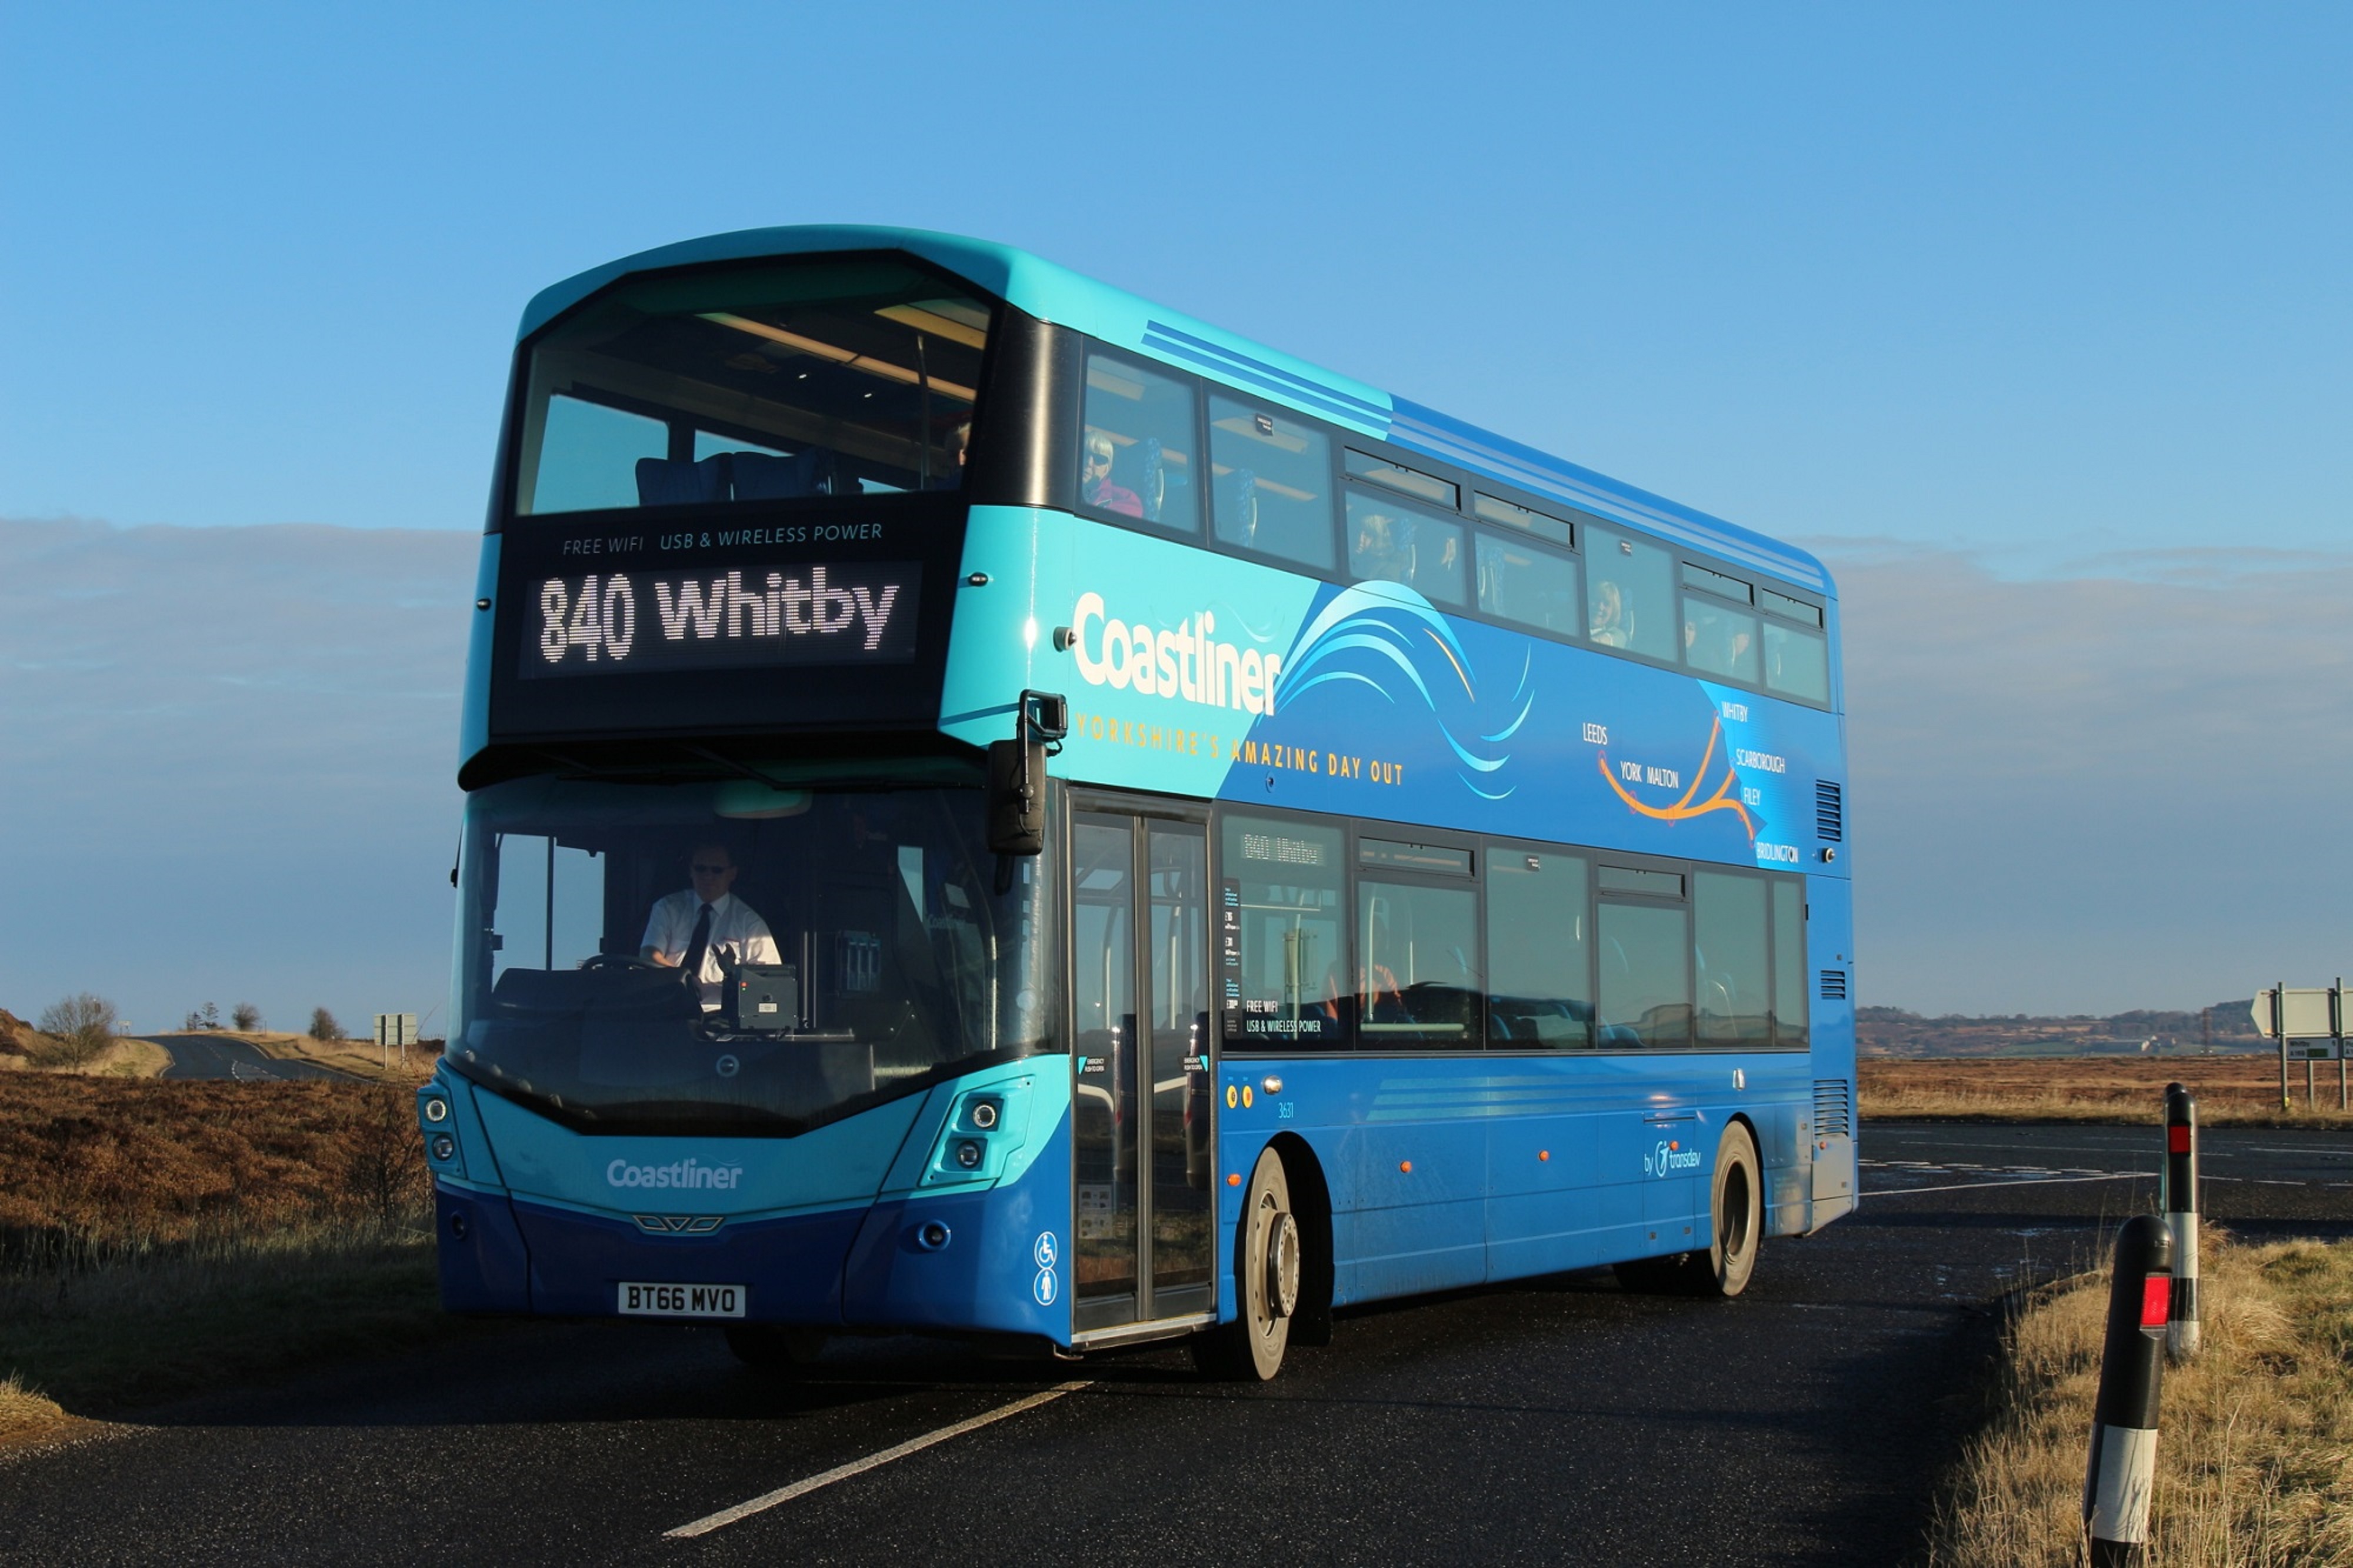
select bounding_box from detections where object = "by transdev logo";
[1067,592,1283,715]
[606,1157,743,1192]
[1645,1140,1704,1178]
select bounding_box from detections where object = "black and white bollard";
[2084,1214,2174,1566]
[2162,1082,2199,1361]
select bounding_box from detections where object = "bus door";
[1071,808,1215,1333]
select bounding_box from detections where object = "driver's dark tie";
[681,902,715,982]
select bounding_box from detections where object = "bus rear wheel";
[1685,1122,1762,1297]
[1193,1147,1298,1381]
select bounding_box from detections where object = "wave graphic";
[1273,584,1529,798]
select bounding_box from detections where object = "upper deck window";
[1081,351,1199,536]
[1345,451,1459,509]
[1584,526,1677,662]
[1346,491,1466,608]
[1472,493,1572,548]
[514,258,992,516]
[1209,396,1334,571]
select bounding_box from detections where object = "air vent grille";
[1815,781,1844,842]
[1819,969,1849,1000]
[1812,1079,1853,1140]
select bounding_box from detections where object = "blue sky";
[3,5,2349,1026]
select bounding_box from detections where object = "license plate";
[618,1281,747,1318]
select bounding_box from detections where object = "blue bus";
[421,227,1856,1379]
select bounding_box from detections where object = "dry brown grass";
[1918,1236,2353,1566]
[0,1077,452,1446]
[1863,1056,2353,1129]
[0,1373,68,1443]
[231,1029,440,1085]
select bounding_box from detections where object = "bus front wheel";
[1192,1147,1298,1381]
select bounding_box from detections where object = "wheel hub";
[1265,1210,1301,1320]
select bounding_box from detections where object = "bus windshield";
[513,257,993,516]
[451,769,1054,1135]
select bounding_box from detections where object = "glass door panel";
[1072,818,1137,1306]
[1147,824,1212,1311]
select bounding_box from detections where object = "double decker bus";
[422,226,1856,1379]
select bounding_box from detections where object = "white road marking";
[1864,1172,2147,1198]
[663,1380,1092,1539]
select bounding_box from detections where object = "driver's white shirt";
[639,890,781,1009]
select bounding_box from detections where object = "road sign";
[375,1012,418,1067]
[2251,983,2351,1110]
[2251,987,2342,1039]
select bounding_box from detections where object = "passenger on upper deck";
[1082,431,1144,518]
[639,841,781,1010]
[1351,506,1412,586]
[1589,579,1631,648]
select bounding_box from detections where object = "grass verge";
[1,1077,464,1455]
[0,1221,479,1455]
[234,1030,440,1085]
[1917,1236,2353,1565]
[0,1374,69,1443]
[1862,1057,2353,1129]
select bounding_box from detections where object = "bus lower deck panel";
[425,1043,1856,1343]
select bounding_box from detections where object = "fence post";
[2084,1214,2174,1566]
[2162,1083,2199,1361]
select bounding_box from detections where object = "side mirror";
[986,689,1065,858]
[1023,690,1070,743]
[986,738,1046,856]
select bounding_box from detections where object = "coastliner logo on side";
[606,1156,743,1191]
[1068,592,1283,715]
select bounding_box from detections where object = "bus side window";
[1221,815,1348,1049]
[1693,871,1771,1047]
[1346,491,1466,608]
[1763,622,1831,703]
[1081,352,1200,536]
[1355,879,1480,1046]
[1684,601,1761,684]
[1475,533,1581,638]
[1585,526,1676,663]
[1596,895,1691,1049]
[1209,396,1334,571]
[1484,851,1592,1047]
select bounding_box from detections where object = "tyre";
[1192,1146,1300,1381]
[724,1325,826,1371]
[1686,1121,1762,1297]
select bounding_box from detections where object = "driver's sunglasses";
[691,863,731,875]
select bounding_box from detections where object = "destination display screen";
[519,561,922,679]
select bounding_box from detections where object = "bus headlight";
[954,1139,984,1170]
[969,1099,1001,1130]
[430,1134,457,1162]
[422,1096,450,1123]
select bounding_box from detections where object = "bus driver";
[640,841,780,1010]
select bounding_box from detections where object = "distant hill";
[0,1008,51,1062]
[1858,1002,2265,1057]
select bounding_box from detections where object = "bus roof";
[521,226,1830,594]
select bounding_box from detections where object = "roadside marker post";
[2161,1083,2199,1362]
[2084,1214,2173,1566]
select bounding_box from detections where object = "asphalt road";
[4,1122,2348,1567]
[144,1032,352,1082]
